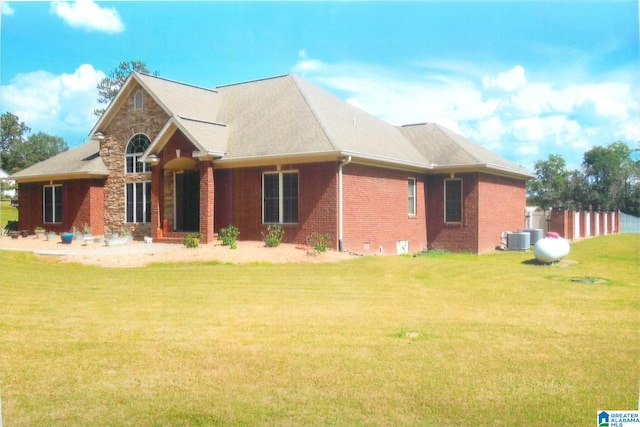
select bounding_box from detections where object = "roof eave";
[430,163,534,179]
[192,151,225,161]
[213,150,433,172]
[213,151,343,169]
[12,171,110,184]
[340,150,433,173]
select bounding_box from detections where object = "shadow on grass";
[521,258,549,266]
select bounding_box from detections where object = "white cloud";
[293,49,325,74]
[482,65,527,91]
[51,0,124,34]
[1,64,106,142]
[2,2,15,16]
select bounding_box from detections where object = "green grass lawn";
[1,234,638,426]
[0,199,18,229]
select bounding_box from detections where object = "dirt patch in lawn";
[0,235,358,268]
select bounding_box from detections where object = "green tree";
[526,154,571,209]
[0,112,30,171]
[582,141,638,213]
[94,60,157,116]
[9,132,68,172]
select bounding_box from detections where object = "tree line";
[0,112,68,174]
[527,142,640,216]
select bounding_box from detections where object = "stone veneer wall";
[99,82,169,237]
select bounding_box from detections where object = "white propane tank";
[533,237,570,263]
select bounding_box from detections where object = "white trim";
[338,156,352,250]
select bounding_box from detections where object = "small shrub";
[183,232,203,248]
[219,225,239,249]
[262,224,285,247]
[307,232,332,253]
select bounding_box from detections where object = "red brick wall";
[341,164,427,255]
[550,210,569,238]
[424,173,526,253]
[214,162,339,246]
[426,173,479,253]
[477,174,526,253]
[17,180,104,235]
[16,182,42,233]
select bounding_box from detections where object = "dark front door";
[175,170,200,232]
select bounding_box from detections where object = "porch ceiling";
[163,157,197,171]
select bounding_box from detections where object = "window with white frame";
[126,182,151,223]
[444,179,462,223]
[408,178,416,216]
[43,185,62,224]
[263,171,298,224]
[126,134,151,174]
[134,90,144,110]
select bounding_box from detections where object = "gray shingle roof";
[136,73,222,123]
[215,75,337,160]
[10,140,107,182]
[399,123,534,177]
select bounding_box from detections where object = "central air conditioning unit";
[507,232,530,251]
[519,228,544,245]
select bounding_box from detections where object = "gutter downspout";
[338,156,352,252]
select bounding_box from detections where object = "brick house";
[11,73,533,254]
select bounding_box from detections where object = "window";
[43,185,62,224]
[134,90,143,110]
[444,179,462,223]
[408,178,416,216]
[126,134,151,173]
[263,171,298,224]
[126,182,151,223]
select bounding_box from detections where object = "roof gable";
[90,72,221,138]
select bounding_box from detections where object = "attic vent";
[134,90,143,110]
[506,232,530,251]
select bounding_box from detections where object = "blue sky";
[1,1,638,170]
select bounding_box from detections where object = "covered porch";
[143,118,225,244]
